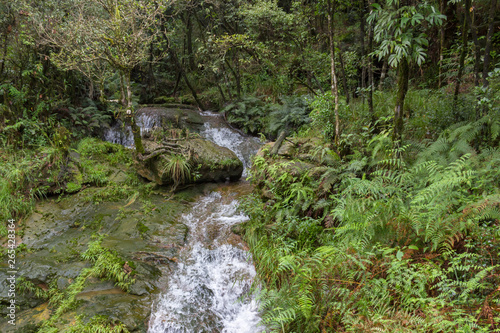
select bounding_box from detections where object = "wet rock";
[255,142,272,157]
[5,184,191,328]
[135,137,243,185]
[277,141,295,157]
[74,288,151,332]
[17,261,56,284]
[0,273,45,315]
[129,280,154,296]
[139,106,205,131]
[57,277,70,290]
[0,302,49,332]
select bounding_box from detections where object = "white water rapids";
[147,191,261,333]
[104,109,263,332]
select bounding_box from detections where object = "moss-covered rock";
[135,137,243,186]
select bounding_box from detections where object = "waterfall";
[141,108,263,333]
[103,113,161,147]
[147,192,261,333]
[199,113,261,177]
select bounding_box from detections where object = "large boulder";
[135,137,243,185]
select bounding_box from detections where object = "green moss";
[77,138,132,166]
[81,184,136,204]
[136,221,149,236]
[154,96,176,104]
[66,181,82,193]
[65,315,130,333]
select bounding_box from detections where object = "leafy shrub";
[268,96,311,136]
[77,138,131,165]
[76,138,132,186]
[222,95,270,134]
[222,95,311,138]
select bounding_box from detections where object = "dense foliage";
[243,109,500,331]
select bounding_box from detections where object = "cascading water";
[104,113,161,147]
[147,191,261,333]
[199,111,261,176]
[142,109,263,333]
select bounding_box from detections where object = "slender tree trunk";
[360,0,367,90]
[181,71,204,110]
[0,33,8,79]
[327,0,340,144]
[120,73,126,106]
[186,12,195,70]
[393,58,408,143]
[216,82,227,104]
[222,67,233,101]
[122,71,145,155]
[482,0,497,88]
[169,49,205,110]
[338,49,349,104]
[367,14,374,122]
[224,58,241,99]
[89,80,94,100]
[463,0,481,86]
[234,52,241,98]
[438,0,446,88]
[147,40,156,99]
[378,56,388,90]
[453,7,468,107]
[172,71,182,97]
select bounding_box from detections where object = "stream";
[106,109,263,332]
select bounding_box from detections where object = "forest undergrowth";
[241,91,500,332]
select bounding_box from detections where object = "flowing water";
[105,108,263,332]
[104,113,162,147]
[199,111,261,176]
[147,188,261,333]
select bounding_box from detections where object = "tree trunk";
[367,14,374,122]
[438,0,446,88]
[482,0,498,88]
[378,56,388,90]
[0,32,8,79]
[123,72,145,155]
[393,58,408,143]
[463,0,481,86]
[216,83,227,104]
[312,72,325,94]
[172,71,182,97]
[327,0,340,144]
[222,67,233,101]
[453,7,468,107]
[270,130,287,156]
[120,73,126,106]
[186,12,195,70]
[181,71,205,110]
[338,49,349,104]
[169,49,205,110]
[225,56,241,98]
[360,0,367,90]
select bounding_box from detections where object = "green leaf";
[396,250,404,261]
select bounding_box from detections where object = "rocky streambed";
[0,105,263,332]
